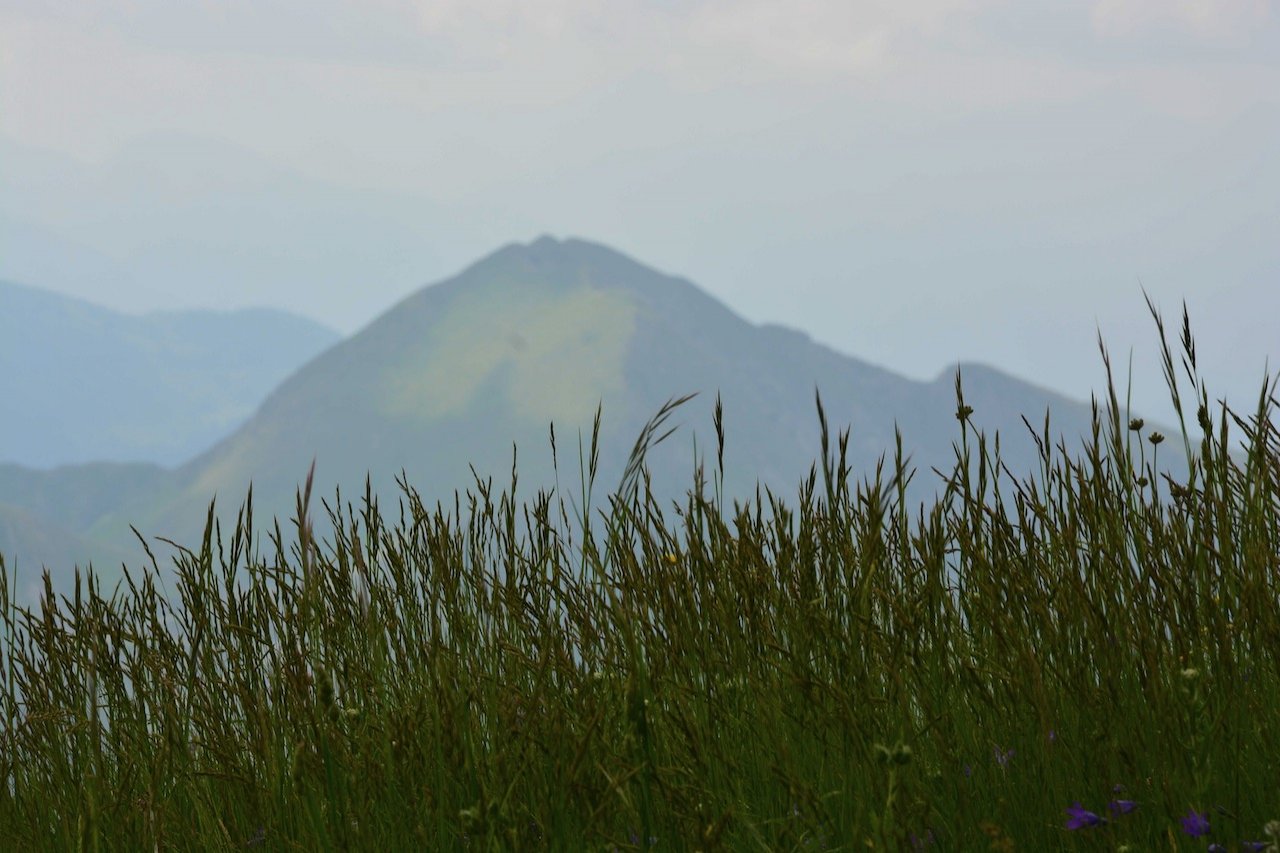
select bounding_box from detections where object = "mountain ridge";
[0,278,341,468]
[133,236,1118,556]
[1,236,1173,603]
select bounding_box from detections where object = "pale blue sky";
[2,0,1277,426]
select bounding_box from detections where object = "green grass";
[2,304,1279,851]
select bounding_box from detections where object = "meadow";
[2,307,1278,851]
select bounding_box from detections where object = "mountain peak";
[2,236,1129,604]
[455,235,664,299]
[515,234,638,264]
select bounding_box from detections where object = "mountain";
[0,280,341,467]
[0,504,140,606]
[2,236,1157,603]
[0,461,169,532]
[123,237,1115,558]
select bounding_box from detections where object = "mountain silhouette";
[1,279,340,467]
[3,236,1139,601]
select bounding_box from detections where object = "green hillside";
[125,238,1119,566]
[2,237,1174,602]
[0,503,139,603]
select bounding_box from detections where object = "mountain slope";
[118,237,1116,560]
[2,236,1170,604]
[0,503,140,604]
[0,280,341,467]
[0,461,169,533]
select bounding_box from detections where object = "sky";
[2,0,1277,430]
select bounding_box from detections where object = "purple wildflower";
[1242,842,1268,851]
[909,828,936,849]
[1181,809,1211,837]
[1208,845,1226,853]
[994,746,1014,768]
[1108,799,1138,816]
[1065,803,1106,830]
[963,764,972,778]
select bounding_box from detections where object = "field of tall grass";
[2,306,1278,850]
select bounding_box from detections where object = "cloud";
[685,0,986,71]
[415,0,604,39]
[0,1,434,65]
[1091,0,1274,40]
[682,1,897,76]
[406,0,994,77]
[4,0,1275,173]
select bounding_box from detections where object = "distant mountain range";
[1,237,1161,604]
[1,280,340,467]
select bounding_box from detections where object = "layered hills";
[1,280,340,467]
[3,237,1137,602]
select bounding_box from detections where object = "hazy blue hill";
[122,237,1126,568]
[0,503,139,604]
[0,457,322,604]
[0,461,168,532]
[0,280,341,468]
[1,236,1178,604]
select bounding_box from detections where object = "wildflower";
[1108,799,1138,816]
[1241,843,1269,852]
[1128,418,1145,431]
[1181,809,1211,837]
[909,828,936,849]
[963,764,972,778]
[1047,729,1056,744]
[1208,845,1226,853]
[1149,431,1165,445]
[994,746,1014,768]
[1065,803,1106,830]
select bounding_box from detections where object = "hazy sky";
[2,0,1277,427]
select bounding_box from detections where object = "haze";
[2,1,1276,426]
